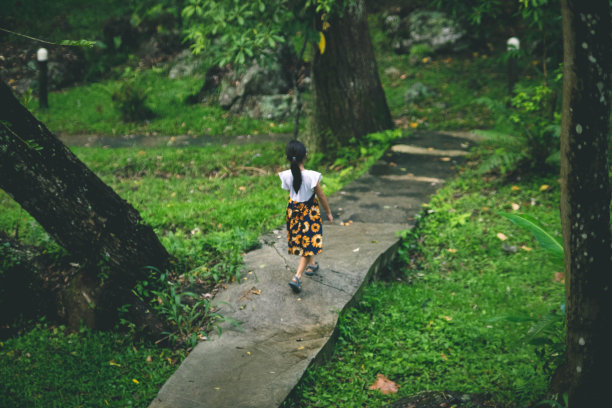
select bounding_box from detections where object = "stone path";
[148,131,478,408]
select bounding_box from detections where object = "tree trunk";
[559,1,612,405]
[0,81,170,330]
[310,0,393,155]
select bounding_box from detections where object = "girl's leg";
[296,255,313,280]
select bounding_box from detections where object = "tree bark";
[560,1,612,405]
[310,0,393,155]
[0,81,170,329]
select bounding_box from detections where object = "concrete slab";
[149,131,474,408]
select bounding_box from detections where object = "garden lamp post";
[506,37,520,96]
[37,47,48,109]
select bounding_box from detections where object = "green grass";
[0,132,398,408]
[0,323,185,408]
[29,68,293,137]
[290,168,565,407]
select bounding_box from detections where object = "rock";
[168,49,203,79]
[408,11,465,52]
[385,10,466,55]
[218,60,293,118]
[384,66,401,79]
[403,82,431,104]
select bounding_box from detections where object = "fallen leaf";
[238,186,246,191]
[132,378,139,384]
[497,233,508,241]
[447,248,457,253]
[109,360,121,367]
[440,157,451,162]
[521,245,532,252]
[540,184,549,191]
[511,185,521,191]
[369,374,400,394]
[410,122,419,128]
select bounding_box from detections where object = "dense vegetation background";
[1,0,610,406]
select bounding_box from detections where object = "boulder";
[168,49,203,79]
[218,61,294,119]
[231,94,294,120]
[384,10,466,55]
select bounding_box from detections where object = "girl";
[279,140,333,293]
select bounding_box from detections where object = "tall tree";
[311,0,392,154]
[559,1,612,405]
[181,0,393,156]
[0,82,170,330]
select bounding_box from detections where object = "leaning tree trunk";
[310,0,393,155]
[0,81,170,330]
[559,1,612,405]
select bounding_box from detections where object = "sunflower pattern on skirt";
[286,194,323,257]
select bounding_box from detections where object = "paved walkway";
[148,131,478,408]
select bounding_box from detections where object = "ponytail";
[286,140,307,194]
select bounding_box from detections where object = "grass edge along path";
[289,166,565,407]
[0,132,402,408]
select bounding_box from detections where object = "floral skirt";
[286,194,323,257]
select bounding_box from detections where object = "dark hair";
[286,140,307,193]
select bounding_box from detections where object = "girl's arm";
[314,182,333,223]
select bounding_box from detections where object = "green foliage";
[131,269,236,348]
[408,43,434,60]
[111,76,156,122]
[181,0,350,67]
[292,170,565,406]
[499,212,563,265]
[182,0,289,66]
[474,76,562,175]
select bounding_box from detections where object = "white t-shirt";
[279,169,322,202]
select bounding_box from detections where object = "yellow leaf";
[238,186,246,191]
[318,31,326,54]
[109,360,121,367]
[297,346,305,350]
[511,185,520,191]
[410,122,419,128]
[497,232,508,241]
[521,245,532,252]
[540,184,549,191]
[322,21,330,31]
[447,248,457,253]
[132,378,139,384]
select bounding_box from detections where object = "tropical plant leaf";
[525,311,563,345]
[499,212,564,262]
